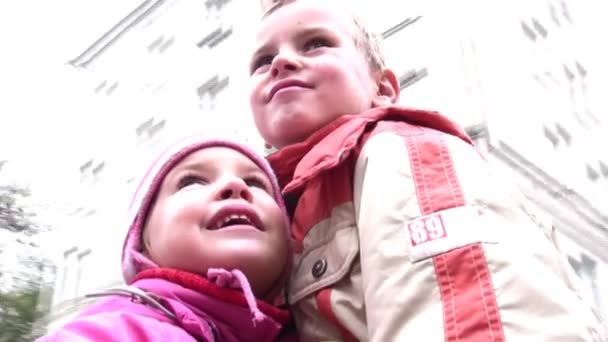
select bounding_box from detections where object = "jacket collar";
[132,268,290,341]
[268,105,472,194]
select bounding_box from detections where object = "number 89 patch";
[406,205,498,262]
[408,215,447,246]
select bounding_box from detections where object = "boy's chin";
[270,122,322,148]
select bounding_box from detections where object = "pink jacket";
[38,269,295,341]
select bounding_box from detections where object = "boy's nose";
[271,50,301,78]
[216,178,253,202]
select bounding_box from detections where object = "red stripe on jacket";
[406,132,505,342]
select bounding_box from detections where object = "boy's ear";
[372,68,400,107]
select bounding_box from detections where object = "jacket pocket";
[288,203,360,304]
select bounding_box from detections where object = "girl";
[39,137,294,341]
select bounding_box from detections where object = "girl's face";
[143,147,288,297]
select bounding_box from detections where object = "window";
[197,28,219,48]
[93,80,119,95]
[531,18,548,38]
[92,162,105,176]
[148,35,175,54]
[196,75,229,98]
[563,64,575,81]
[543,125,559,148]
[382,16,421,39]
[79,159,105,183]
[69,207,83,216]
[399,68,428,90]
[542,123,571,148]
[56,247,78,302]
[147,36,164,52]
[205,0,231,11]
[576,62,600,125]
[532,73,547,88]
[105,82,119,95]
[93,81,107,93]
[196,73,229,111]
[465,124,488,141]
[136,117,165,139]
[575,61,587,78]
[79,159,93,174]
[158,37,174,53]
[521,21,537,41]
[549,3,561,26]
[135,117,166,148]
[544,71,560,87]
[560,0,573,24]
[55,247,93,303]
[563,63,591,128]
[83,209,97,217]
[554,123,572,145]
[586,163,600,181]
[74,249,92,297]
[599,161,608,178]
[568,254,600,311]
[197,27,233,49]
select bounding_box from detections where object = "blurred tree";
[0,278,51,342]
[0,184,36,235]
[0,181,54,341]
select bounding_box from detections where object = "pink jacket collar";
[132,268,290,341]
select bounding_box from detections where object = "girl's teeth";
[214,214,252,229]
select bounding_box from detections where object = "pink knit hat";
[121,135,291,302]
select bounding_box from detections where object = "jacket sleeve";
[36,311,196,342]
[353,127,605,341]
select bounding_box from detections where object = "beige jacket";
[268,106,606,341]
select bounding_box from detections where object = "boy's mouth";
[267,78,312,102]
[205,204,264,231]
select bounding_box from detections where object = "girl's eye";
[244,176,270,192]
[304,37,331,51]
[250,55,274,74]
[177,174,208,190]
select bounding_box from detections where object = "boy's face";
[249,2,383,148]
[143,147,288,297]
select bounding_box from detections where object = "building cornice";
[466,124,607,261]
[68,0,167,68]
[490,140,608,262]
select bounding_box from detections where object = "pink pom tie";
[207,268,265,325]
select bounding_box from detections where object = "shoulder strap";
[85,286,217,341]
[86,285,176,321]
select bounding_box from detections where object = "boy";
[249,0,606,340]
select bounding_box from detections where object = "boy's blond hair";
[259,0,386,71]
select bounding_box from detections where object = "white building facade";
[41,0,607,331]
[468,0,608,315]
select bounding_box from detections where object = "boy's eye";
[250,55,274,74]
[177,174,208,190]
[303,37,331,51]
[244,176,271,192]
